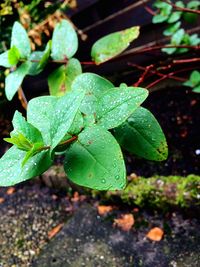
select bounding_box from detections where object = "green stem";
[39,135,78,152]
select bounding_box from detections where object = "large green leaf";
[51,20,78,60]
[96,87,148,130]
[113,107,168,161]
[11,21,31,59]
[0,146,52,186]
[91,26,140,64]
[0,51,12,68]
[64,126,126,190]
[50,89,85,150]
[27,96,58,145]
[71,73,114,114]
[48,58,82,96]
[5,62,31,100]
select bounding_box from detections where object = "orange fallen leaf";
[6,187,15,195]
[0,198,4,204]
[146,227,164,241]
[48,223,64,239]
[97,205,113,215]
[114,214,134,231]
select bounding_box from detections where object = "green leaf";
[68,110,84,135]
[48,58,82,96]
[28,52,44,76]
[162,47,177,54]
[193,85,200,93]
[5,61,30,100]
[167,11,182,23]
[38,40,52,70]
[171,28,185,45]
[187,1,200,9]
[50,89,85,150]
[163,21,181,36]
[153,14,169,24]
[0,146,52,186]
[27,96,58,145]
[91,26,140,64]
[113,107,168,161]
[71,73,114,114]
[4,133,32,151]
[183,12,198,23]
[8,46,20,66]
[51,20,78,60]
[190,71,200,86]
[12,111,44,144]
[11,21,31,59]
[96,87,149,130]
[189,34,200,46]
[0,51,12,68]
[64,126,126,190]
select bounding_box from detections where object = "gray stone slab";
[33,205,200,267]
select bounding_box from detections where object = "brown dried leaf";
[97,205,113,215]
[0,198,4,204]
[146,227,164,241]
[48,223,64,239]
[114,214,134,231]
[6,187,15,195]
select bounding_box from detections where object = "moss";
[103,175,200,209]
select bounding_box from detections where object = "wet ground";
[0,181,200,267]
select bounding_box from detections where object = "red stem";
[161,0,200,15]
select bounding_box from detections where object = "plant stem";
[173,58,200,64]
[161,0,200,15]
[39,135,78,152]
[17,87,28,110]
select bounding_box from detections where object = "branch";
[17,87,27,110]
[162,0,200,15]
[173,58,200,64]
[82,0,151,33]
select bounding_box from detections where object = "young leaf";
[38,40,52,70]
[50,89,85,150]
[96,87,148,130]
[0,51,12,68]
[113,107,168,161]
[71,73,114,114]
[12,111,44,145]
[11,21,31,59]
[27,96,58,145]
[8,46,20,66]
[5,61,30,100]
[51,20,78,60]
[0,146,52,186]
[64,126,126,190]
[48,58,82,96]
[91,26,140,64]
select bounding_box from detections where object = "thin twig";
[144,5,156,16]
[173,58,200,64]
[82,0,151,32]
[162,0,200,15]
[18,87,28,110]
